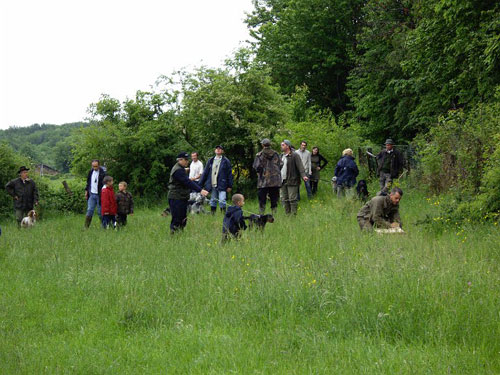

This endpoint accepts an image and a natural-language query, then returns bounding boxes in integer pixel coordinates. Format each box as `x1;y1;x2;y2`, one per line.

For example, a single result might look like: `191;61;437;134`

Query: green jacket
282;151;307;186
357;195;401;228
5;177;39;210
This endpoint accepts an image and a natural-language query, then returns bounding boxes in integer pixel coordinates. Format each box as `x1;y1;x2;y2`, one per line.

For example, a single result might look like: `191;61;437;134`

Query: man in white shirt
188;152;204;201
296;141;313;199
189;152;204;182
84;159;106;228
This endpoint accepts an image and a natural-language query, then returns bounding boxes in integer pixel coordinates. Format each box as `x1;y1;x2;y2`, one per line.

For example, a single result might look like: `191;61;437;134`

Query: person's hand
390;222;400;228
200;189;209;197
103;212;109;215
14;196;19;200
317;167;321;171
34;201;39;206
129;213;134;216
85;191;89;200
190;177;196;181
303;176;309;182
227;187;232;193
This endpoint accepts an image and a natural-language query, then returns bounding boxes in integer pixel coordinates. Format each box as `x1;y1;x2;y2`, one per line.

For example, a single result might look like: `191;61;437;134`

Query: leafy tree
246;0;364;113
71;91;186;197
177;52;288;180
0;143;29;216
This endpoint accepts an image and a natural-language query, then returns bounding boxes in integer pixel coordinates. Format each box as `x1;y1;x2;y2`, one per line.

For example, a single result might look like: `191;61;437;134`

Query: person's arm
5;180;15;198
390;209;402;227
307;153;312;175
295;153;307;179
172;168;202;192
371;199;391;228
319;154;328;169
236;210;247;231
253;154;262;174
101;189;109;215
353;160;359;178
226;159;233;190
129;194;134;214
199;161;210;188
33;181;39;205
334;160;341;177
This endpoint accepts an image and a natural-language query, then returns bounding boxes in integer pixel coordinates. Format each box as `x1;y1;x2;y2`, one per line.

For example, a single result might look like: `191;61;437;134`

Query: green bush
37;179;87;215
415;95;500;222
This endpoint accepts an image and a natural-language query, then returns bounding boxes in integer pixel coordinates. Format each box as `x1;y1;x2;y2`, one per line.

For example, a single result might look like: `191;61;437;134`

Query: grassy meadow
0;183;499;374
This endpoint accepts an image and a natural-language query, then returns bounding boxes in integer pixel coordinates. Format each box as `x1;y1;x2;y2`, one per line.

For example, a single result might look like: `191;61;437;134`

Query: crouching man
357;187;403;231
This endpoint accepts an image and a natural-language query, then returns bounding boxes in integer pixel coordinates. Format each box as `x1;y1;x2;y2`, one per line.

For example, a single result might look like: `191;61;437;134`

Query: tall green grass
0;184;498;374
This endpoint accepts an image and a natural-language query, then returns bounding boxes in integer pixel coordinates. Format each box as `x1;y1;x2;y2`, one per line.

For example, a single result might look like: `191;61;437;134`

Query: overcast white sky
0;0;254;129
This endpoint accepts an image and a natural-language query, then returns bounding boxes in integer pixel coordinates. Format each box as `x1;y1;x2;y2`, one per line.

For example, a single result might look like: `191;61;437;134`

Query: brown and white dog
21;210;37;228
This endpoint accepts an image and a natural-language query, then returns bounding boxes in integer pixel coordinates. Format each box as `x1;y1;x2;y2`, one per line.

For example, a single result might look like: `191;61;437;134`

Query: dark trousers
102;215;116;229
116;214;128;227
15;208;30;225
257;187;280;214
169;199;188;233
310;180;318;195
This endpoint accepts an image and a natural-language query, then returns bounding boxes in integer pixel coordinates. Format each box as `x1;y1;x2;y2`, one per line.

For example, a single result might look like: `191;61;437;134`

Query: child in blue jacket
222;194;247;242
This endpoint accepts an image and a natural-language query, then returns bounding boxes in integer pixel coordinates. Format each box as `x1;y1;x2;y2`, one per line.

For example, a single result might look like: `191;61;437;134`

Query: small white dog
21;210;37;228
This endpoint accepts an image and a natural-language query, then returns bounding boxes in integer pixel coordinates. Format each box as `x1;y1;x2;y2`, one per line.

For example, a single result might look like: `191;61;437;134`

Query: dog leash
209;196;262;217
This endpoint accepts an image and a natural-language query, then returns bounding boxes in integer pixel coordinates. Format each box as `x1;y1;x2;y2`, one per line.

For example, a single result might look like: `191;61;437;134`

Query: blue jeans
210;189;227;209
298;175;313;200
86;193;102;219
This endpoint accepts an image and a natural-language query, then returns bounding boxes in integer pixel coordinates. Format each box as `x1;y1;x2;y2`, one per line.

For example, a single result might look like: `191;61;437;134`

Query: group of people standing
2;138;405;237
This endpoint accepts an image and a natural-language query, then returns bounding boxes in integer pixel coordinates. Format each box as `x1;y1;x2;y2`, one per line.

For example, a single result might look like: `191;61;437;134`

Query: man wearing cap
84;159;107;228
253;138;283;215
280;140;308;215
168;152;209;233
5;166;39;226
199;145;234;214
376;139;404;193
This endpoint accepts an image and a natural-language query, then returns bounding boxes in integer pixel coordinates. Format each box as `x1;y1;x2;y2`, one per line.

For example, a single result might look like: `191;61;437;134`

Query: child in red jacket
101;176;117;229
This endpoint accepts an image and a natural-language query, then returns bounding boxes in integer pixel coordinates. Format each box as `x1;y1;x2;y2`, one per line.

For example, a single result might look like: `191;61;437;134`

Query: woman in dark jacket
310;147;328;195
334;148;359;198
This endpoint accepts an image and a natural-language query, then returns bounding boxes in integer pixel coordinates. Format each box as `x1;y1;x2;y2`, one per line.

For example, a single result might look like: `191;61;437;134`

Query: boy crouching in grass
101;176;117;229
222;194;247;242
116;181;134;227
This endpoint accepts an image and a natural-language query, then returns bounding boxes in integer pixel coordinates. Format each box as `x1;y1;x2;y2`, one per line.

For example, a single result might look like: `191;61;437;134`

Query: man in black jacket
376;139;404;193
84;159;106;228
5;166;39;226
168;152;209;233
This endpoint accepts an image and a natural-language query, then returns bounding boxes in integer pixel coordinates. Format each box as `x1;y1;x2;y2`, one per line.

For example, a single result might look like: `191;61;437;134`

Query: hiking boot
84;215;92;229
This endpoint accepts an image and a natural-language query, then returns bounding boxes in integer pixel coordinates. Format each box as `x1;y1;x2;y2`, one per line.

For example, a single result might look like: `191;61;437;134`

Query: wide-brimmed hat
18;166;30;174
385;138;394;145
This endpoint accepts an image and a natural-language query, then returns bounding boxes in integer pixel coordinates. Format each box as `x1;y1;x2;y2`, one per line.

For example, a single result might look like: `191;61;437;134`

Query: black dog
244;214;275;231
356;180;369;201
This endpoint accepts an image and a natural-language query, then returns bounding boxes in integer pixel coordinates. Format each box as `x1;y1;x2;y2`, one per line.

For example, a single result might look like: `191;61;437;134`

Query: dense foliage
0;122;86;172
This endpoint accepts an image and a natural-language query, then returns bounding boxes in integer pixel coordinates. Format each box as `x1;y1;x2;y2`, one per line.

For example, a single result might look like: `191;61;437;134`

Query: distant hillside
0;122;88;173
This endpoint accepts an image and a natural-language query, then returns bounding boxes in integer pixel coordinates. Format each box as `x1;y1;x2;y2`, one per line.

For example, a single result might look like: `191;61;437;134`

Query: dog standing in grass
21;210;37;228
